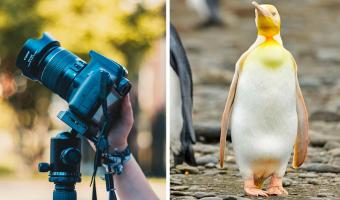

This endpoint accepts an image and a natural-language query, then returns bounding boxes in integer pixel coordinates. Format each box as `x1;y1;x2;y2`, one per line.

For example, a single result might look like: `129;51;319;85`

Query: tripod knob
38;162;50;172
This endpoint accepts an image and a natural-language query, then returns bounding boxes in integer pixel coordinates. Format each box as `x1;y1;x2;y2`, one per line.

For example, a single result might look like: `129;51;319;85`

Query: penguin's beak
252;1;271;17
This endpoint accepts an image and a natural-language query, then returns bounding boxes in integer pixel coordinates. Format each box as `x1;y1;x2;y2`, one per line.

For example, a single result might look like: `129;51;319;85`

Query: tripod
38;131;81;200
38;130;118;200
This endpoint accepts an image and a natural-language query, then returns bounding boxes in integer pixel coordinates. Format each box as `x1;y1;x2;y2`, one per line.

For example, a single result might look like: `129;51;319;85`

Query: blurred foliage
0;0;165;169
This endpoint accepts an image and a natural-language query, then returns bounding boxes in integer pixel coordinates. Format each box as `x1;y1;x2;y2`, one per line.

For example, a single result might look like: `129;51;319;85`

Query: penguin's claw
267;186;288;195
244;187;269;197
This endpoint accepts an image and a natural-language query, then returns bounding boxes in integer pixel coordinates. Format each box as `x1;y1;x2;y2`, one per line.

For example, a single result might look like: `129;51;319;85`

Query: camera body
16;33;131;136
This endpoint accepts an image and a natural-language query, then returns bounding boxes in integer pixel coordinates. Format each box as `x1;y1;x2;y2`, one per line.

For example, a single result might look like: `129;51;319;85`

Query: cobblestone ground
171;0;340;199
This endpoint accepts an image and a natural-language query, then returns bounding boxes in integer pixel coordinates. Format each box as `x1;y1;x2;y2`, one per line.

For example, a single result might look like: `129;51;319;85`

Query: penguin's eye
272;12;276;16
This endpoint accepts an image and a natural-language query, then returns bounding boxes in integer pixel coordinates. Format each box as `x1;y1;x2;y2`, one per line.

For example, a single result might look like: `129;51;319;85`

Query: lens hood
16;32;60;80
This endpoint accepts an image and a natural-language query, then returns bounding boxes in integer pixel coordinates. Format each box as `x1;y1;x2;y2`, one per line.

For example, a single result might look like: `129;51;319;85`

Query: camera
16;33;131;137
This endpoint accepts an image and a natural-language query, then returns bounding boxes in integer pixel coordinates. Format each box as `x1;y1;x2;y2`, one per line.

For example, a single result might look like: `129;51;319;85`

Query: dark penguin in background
187;0;223;28
170;24;196;166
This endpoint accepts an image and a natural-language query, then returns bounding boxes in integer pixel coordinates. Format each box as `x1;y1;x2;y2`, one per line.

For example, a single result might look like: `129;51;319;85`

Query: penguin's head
252;1;281;37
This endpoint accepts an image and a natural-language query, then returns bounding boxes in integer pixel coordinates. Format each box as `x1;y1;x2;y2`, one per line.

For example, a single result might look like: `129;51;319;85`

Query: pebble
321;173;337;177
204;170;219;176
309;131;340;147
299;173;319;178
172;186;190;191
193;192;216;198
200;197;222;200
324;141;340;150
310;156;328;163
176;165;200;174
310;111;340;122
283;178;293;187
205;162;216;169
196;155;218;165
171;178;183;185
317;192;335;197
302;163;340;173
329;148;340;157
173;196;197;200
308;179;321;185
218;195;251;200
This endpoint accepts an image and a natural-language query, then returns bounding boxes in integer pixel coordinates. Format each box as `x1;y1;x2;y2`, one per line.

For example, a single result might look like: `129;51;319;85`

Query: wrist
108;141;128;152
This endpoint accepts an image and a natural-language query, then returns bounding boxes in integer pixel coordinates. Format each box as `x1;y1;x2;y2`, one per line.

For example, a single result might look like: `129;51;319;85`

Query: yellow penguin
219;1;309;197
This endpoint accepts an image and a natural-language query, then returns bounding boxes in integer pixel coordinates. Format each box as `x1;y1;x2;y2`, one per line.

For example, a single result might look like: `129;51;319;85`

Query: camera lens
16;33;60;81
16;33;86;99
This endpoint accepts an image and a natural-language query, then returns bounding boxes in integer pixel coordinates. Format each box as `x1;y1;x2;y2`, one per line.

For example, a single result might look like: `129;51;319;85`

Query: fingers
121;94;134;127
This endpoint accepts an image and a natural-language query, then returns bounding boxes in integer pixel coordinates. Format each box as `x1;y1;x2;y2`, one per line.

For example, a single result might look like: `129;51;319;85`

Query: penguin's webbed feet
266;175;288;196
244;187;269;197
243;179;269;197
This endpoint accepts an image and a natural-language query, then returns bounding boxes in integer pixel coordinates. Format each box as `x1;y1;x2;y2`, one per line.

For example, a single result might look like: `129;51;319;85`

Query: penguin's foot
267;186;288;196
244;179;268;197
266;175;288;196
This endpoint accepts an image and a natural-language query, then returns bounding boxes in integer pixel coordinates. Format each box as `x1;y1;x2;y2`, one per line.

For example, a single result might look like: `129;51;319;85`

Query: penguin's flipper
219;52;249;168
292;61;309;168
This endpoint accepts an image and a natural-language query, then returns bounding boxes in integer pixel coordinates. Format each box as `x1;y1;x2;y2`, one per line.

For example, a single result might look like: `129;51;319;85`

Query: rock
218;195;251;200
310;156;328;163
316;48;340;63
189;185;201;191
283;178;293;187
171;178;183;185
172;186;190;191
308;179;321;185
200;197;222;200
302;163;340;173
193;143;219;154
317;192;335;197
176;165;200;174
197;155;218;165
329;148;340;157
205;162;216;168
226;156;236;164
194;123;223;141
310;111;340;122
309;130;340;147
204;170;219;176
173;196;197;200
195;67;233;85
298;173;319;178
300;77;322;89
193;192;216;198
324;141;340;150
321;173;337;177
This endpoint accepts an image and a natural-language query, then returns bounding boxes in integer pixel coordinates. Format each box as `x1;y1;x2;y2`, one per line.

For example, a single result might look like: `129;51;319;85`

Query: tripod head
38;131;81;200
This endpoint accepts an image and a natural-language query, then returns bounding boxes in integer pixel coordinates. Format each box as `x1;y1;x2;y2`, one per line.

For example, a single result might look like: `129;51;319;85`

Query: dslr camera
16;33;131;137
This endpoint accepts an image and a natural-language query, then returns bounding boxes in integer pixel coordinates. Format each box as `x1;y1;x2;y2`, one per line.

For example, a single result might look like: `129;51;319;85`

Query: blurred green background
0;0;165;199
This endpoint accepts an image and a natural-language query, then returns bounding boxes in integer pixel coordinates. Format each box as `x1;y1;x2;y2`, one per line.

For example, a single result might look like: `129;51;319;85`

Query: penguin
219;1;309;197
170;23;196;166
187;0;223;28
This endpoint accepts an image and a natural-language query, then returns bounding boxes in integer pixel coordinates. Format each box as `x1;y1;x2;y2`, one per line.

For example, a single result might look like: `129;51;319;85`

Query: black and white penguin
170;24;196;166
187;0;223;28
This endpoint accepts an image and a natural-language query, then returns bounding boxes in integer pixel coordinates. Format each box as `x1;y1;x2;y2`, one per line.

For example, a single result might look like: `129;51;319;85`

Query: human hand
107;94;134;152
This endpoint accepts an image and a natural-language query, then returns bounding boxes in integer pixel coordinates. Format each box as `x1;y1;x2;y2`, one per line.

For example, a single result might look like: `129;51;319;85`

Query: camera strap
90;72;116;200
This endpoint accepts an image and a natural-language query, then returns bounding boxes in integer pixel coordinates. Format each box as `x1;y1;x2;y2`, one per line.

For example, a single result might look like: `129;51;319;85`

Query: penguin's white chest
230;46;298;178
